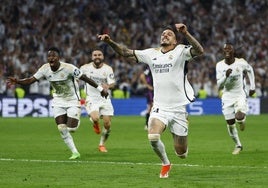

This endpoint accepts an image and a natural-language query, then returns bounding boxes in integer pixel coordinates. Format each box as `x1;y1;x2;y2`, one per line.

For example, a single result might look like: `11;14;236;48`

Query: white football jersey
216;58;255;100
33;61;83;107
80;62;115;99
134;44;194;109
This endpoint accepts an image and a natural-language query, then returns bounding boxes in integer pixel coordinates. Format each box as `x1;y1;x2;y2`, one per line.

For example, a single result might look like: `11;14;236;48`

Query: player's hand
101;89;109;99
175;23;187;34
101;83;109;90
225;69;232;77
6;77;17;87
98;34;111;43
249;89;256;97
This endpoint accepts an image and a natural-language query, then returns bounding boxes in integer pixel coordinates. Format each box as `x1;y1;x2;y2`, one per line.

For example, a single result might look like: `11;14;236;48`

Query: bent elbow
198;47;204;55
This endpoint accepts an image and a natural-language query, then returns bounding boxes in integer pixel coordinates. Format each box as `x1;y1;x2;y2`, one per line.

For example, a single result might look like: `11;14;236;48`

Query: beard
93;59;103;68
160;42;169;47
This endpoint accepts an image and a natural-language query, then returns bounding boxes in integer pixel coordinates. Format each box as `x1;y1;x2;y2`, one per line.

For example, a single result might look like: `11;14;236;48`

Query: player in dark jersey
140;66;153;130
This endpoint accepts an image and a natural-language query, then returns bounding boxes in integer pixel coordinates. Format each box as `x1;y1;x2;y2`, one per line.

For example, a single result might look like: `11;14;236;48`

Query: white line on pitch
0;158;266;169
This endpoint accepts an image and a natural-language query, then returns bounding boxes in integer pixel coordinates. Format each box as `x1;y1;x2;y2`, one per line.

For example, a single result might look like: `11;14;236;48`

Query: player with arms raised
98;23;204;178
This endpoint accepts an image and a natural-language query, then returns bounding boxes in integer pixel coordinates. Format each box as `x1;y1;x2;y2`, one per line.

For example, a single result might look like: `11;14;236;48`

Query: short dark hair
48;47;61;56
91;47;103;54
163;25;178;40
224;38;236;46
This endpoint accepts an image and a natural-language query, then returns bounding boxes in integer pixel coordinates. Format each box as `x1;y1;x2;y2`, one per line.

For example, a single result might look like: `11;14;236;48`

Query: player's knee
236;116;246;123
57;124;67;131
91;116;99;123
175;148;188;159
67;120;80;132
148;134;160;142
103;121;111;129
235;111;245;121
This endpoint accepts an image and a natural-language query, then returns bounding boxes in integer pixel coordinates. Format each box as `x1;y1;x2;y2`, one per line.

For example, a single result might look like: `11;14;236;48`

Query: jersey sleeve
107;67;116;85
241;59;255;90
182;45;193;60
216;62;227;89
134;49;153;64
33;64;46;80
72;65;83;79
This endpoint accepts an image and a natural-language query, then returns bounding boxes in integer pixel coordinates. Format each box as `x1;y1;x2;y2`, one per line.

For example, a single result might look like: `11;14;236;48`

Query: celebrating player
7;47;108;159
98;23;204;178
80;49;115;153
216;41;255;155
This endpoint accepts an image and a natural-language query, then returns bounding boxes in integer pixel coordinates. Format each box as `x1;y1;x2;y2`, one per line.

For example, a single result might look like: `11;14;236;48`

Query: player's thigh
53;106;68;124
149;109;168;134
222;101;235;120
66;106;81;127
85;101;100;114
169;112;189;136
100;101;114;116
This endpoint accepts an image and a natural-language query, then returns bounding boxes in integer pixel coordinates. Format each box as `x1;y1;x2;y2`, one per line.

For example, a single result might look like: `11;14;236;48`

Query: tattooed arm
175;23;204;57
98;34;136;61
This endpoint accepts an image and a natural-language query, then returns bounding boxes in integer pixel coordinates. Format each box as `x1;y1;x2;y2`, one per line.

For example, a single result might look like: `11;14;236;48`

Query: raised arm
98;34;137;60
175;23;204;57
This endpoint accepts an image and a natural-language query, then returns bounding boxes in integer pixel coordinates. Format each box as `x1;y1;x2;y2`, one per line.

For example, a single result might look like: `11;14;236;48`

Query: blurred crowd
0;0;267;98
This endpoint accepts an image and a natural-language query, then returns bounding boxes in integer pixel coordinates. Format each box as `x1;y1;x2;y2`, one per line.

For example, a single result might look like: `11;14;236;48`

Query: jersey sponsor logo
152;63;172;73
90;76;106;83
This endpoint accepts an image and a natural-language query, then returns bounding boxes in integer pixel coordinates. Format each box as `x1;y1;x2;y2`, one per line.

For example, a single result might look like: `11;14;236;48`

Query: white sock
99;128;110;146
59;124;78;153
227;124;242;147
150;140;170;165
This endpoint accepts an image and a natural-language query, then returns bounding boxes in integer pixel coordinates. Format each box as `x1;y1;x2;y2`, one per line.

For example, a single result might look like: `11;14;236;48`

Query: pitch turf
0;115;267;188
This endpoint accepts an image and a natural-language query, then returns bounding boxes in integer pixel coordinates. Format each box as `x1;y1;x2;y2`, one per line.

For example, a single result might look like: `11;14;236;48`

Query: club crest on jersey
169;55;173;60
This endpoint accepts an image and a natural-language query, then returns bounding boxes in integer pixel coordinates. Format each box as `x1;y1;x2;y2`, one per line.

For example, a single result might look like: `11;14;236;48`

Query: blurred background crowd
0;0;267;98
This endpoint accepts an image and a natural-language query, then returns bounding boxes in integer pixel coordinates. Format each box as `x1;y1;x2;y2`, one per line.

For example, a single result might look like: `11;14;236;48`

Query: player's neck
225;57;235;65
161;45;176;53
93;63;103;69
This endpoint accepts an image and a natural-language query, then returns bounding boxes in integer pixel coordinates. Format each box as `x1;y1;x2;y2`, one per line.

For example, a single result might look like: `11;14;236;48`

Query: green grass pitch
0;115;267;188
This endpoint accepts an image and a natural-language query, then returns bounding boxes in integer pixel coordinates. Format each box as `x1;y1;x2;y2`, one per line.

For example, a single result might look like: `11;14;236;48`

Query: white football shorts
85;97;114;116
52;106;81;120
222;97;248;120
149;105;189;136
